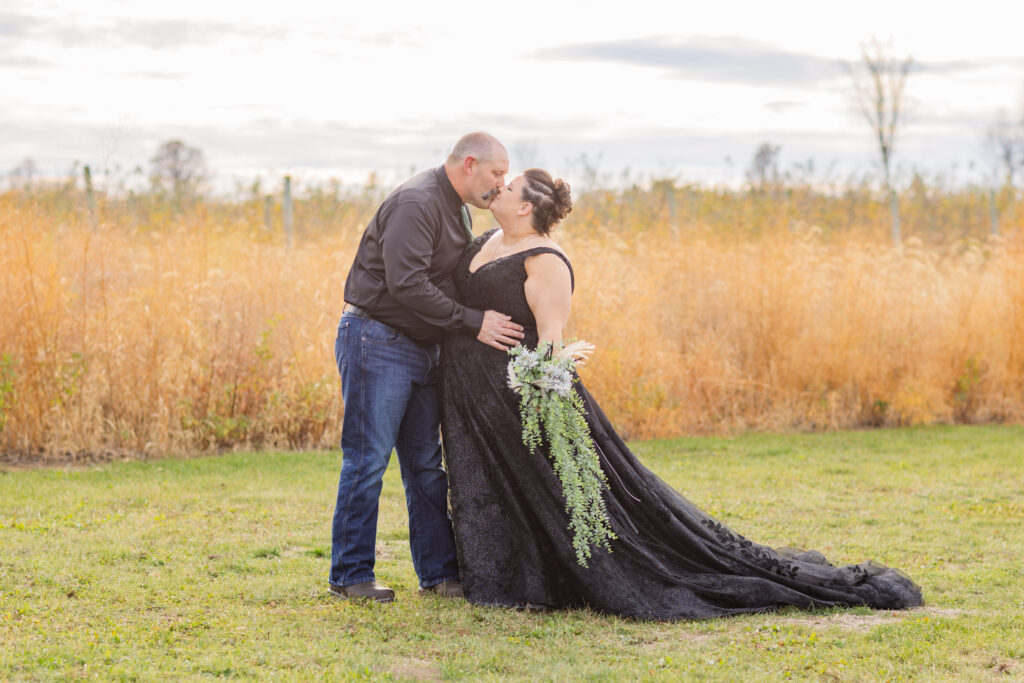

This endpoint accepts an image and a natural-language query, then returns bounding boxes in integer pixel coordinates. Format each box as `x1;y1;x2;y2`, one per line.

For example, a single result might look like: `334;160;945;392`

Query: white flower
507;339;592;398
507;362;523;390
554;340;595;365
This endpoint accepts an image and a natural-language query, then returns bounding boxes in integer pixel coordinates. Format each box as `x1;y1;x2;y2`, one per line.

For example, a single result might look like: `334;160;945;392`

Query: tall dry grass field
569;230;1024;437
0;197;359;458
2;187;1023;459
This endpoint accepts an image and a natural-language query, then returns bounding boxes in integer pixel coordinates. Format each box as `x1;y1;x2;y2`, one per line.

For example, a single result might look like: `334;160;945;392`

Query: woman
439;169;923;620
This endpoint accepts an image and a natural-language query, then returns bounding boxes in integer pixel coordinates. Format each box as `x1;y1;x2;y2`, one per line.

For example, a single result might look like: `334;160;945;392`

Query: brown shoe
329;581;395;603
419;580;464;598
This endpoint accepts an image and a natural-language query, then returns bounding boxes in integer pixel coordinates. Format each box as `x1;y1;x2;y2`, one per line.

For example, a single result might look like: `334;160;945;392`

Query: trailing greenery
507;341;615;566
1;426;1023;680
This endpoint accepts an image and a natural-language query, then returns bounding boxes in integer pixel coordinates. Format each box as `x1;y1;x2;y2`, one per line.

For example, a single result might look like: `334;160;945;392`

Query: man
329;132;524;602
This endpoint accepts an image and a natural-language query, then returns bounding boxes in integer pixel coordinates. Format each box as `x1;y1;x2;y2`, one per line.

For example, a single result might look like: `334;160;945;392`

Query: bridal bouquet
507;340;615;566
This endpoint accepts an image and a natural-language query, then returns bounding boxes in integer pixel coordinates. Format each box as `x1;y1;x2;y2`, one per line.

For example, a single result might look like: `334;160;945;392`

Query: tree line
6;39;1024;240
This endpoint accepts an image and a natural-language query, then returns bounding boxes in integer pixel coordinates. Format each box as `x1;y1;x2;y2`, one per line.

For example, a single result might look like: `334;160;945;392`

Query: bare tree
745;142;781;194
849;37;913;244
150;140;206;203
9;158;38;190
986;109;1022;188
984;109;1024;234
513;140;541;169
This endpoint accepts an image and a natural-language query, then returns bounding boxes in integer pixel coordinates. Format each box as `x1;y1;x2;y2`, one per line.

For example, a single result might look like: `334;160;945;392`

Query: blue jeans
329;312;459;589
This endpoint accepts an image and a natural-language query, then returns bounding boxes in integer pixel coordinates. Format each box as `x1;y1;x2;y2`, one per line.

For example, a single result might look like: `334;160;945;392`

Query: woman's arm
524;252;573;344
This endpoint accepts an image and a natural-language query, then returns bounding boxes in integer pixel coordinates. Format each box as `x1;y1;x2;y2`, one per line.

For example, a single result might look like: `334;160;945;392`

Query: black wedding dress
439;229;923;620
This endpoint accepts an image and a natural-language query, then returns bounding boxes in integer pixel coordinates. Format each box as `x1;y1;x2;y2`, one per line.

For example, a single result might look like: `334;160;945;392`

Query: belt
343;304;428;347
343;303;371;318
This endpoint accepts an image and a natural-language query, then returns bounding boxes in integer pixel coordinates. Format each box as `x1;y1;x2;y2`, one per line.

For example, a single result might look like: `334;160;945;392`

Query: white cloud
2;0;1023;190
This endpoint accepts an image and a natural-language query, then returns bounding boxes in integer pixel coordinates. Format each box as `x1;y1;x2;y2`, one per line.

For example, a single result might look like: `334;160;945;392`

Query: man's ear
463;156;477;175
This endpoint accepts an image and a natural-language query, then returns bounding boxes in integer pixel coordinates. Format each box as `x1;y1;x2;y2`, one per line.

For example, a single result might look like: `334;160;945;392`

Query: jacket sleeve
380;199;485;336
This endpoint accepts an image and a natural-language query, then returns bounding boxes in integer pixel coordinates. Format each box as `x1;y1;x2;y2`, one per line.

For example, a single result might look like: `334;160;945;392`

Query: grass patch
2;425;1022;680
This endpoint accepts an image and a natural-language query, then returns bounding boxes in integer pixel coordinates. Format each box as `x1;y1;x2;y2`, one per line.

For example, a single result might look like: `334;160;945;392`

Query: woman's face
490;174;527;222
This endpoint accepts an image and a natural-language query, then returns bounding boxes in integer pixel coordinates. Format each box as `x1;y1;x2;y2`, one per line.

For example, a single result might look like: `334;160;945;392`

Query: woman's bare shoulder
524;241;572;280
526;237;569;260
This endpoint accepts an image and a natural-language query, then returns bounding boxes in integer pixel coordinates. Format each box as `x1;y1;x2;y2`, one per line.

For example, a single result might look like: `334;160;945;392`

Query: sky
3;0;1024;193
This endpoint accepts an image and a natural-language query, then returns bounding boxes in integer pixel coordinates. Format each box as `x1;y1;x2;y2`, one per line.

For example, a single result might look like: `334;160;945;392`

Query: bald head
443;131;510;208
446;131;506;166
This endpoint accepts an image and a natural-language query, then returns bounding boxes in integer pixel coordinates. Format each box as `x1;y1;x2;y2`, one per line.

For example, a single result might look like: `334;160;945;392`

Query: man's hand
477;310;524;350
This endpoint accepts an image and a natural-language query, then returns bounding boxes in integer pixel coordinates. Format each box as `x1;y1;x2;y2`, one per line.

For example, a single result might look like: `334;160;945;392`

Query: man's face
465;150;509;209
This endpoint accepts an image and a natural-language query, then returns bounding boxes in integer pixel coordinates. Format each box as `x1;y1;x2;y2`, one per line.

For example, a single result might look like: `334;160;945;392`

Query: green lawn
2;426;1022;681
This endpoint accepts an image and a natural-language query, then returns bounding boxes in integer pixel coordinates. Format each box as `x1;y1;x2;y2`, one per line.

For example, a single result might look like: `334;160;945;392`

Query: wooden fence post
283;175;294;248
666;185;677;237
889;190;901;246
83;165;97;229
263;195;274;232
989;189;999;237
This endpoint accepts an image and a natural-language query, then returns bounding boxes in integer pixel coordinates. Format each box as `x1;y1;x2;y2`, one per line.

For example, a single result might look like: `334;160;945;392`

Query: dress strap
520;247;575;293
470;227;500;253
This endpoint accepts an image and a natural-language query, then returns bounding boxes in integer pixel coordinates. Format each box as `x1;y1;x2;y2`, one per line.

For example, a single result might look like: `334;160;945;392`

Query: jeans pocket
362;318;402;344
335;321;350;375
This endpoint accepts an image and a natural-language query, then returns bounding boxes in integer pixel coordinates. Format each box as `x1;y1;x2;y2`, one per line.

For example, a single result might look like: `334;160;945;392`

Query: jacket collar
434;166;464;212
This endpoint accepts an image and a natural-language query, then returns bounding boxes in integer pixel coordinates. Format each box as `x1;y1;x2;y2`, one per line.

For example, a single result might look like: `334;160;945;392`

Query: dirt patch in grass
769;606;967;632
638;628;717;650
389;658;442;681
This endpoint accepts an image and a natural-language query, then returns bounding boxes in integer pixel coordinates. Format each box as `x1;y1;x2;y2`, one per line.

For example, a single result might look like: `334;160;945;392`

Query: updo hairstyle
521;168;572;235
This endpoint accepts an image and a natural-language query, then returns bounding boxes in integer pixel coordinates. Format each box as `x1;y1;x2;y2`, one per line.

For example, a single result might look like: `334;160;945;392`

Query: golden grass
0;199;356;457
1;187;1022;458
569;230;1024;438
